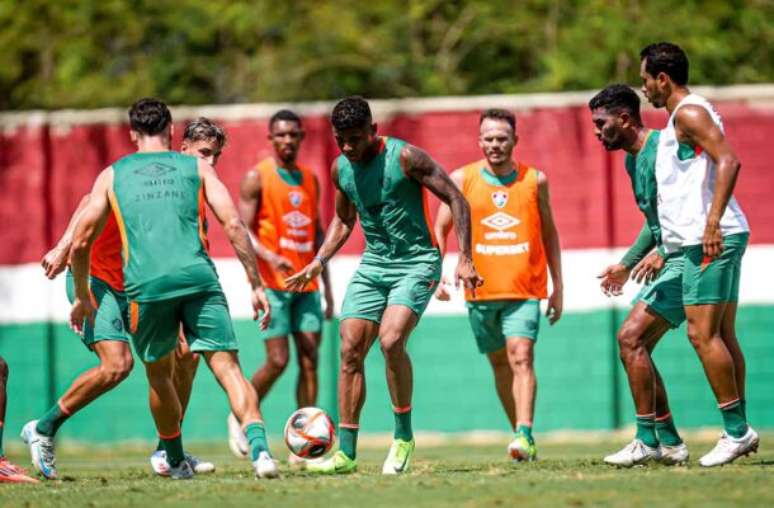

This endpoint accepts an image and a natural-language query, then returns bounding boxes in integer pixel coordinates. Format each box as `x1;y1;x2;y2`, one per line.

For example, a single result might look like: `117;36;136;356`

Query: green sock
741;399;747;421
161;434;185;467
516;424;534;445
720;400;748;439
655;415;683;446
635;414;659;448
339;426;359;460
394;409;413;441
36;402;70;437
245;422;269;461
156;440;164;452
0;423;4;457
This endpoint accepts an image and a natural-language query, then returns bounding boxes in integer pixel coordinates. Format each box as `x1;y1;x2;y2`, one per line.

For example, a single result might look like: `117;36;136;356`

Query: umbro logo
283;210;311;228
135;163;176;177
481;212;520;231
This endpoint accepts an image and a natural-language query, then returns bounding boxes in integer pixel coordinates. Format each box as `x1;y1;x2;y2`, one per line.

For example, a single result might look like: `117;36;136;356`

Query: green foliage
1;0;772;109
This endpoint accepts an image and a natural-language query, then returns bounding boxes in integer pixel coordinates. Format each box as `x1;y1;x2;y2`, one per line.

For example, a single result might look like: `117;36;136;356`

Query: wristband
314;255;328;267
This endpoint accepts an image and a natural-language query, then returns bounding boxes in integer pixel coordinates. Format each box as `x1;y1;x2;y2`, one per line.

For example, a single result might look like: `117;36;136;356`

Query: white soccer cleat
227;412;249;458
699;427;759;467
150;450;170;476
20;420;58;480
603;439;661;467
382;439;415;475
186;453;215;474
658;443;690;465
168;459;195;480
253;451;280;479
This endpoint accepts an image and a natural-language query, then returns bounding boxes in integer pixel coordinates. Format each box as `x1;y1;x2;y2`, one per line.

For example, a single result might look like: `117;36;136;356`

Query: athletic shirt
90;213;124;291
109;151;221;302
625;130;663;246
336;137;440;265
461;161;547;302
254;157;319;292
655;93;749;253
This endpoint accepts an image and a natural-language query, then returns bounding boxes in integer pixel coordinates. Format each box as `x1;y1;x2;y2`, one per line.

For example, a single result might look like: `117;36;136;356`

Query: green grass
2;436;773;508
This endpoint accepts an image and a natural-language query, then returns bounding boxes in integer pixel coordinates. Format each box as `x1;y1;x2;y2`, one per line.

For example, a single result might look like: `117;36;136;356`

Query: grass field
2;434;773;508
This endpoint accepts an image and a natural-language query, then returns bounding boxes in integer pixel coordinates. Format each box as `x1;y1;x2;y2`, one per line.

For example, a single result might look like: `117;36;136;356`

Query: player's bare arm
200;159;270;327
536;171;563;324
42;193;91;279
675;105;742;258
432;169;464;301
69;169;113;333
400;145;483;293
238;167;293;273
286;161;356;291
314;174;335;319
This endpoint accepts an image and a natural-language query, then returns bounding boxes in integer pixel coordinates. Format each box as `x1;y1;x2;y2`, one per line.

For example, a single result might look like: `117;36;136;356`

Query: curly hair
331;96;372;130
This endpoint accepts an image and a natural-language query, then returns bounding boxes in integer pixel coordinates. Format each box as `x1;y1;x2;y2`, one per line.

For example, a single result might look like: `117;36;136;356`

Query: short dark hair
331;96;372;130
128;98;172;136
269;109;302;131
588;84;641;122
640;42;689;86
183;117;226;149
480;108;516;131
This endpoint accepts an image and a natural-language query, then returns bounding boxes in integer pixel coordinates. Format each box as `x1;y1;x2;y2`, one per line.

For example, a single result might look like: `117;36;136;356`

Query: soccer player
0;356;38;483
58;98;276;480
434;109;563;462
285;96;482;475
29;118;227;480
229;110;334;462
639;42;755;466
589;84;689;466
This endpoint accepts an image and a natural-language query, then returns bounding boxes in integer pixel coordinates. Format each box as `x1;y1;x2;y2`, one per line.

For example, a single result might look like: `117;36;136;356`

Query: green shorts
466;299;541;354
66;270;129;350
259;289;323;339
129;290;238;363
340;259;441;323
682;232;748;305
633;253;686;328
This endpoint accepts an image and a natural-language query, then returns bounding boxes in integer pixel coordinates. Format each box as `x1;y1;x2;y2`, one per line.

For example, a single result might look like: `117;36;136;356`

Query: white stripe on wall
1;245;773;324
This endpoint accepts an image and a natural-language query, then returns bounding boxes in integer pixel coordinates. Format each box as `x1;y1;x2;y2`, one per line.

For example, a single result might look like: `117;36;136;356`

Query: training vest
655;93;749;253
109;151;221;302
254;158;319;291
462;161;547;302
336;137;440;265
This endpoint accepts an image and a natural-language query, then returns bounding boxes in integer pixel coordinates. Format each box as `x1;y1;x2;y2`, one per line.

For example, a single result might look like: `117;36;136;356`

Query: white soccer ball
283;407;336;459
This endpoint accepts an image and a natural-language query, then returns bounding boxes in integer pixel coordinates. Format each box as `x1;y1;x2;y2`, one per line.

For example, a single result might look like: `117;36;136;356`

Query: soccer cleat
253;451;280;479
0;457;39;484
699;427;759;467
20;420;58;480
151;450;216;476
167;459;195;480
307;450;357;475
227;413;249;458
508;434;537;462
382;438;415;475
603;439;661;467
658;443;690;465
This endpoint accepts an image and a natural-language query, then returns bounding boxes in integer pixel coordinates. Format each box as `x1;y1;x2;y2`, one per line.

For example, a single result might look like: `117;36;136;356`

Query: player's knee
507;345;533;372
616;324;643;360
379;334;405;361
267;348;290;373
686;323;711;350
298;350;319;372
339;340;365;374
101;355;133;385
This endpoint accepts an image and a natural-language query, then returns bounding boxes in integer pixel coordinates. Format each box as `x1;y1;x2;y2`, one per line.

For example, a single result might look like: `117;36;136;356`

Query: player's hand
546;288;563;325
702;220;723;259
284;259;324;292
455;256;484;297
597;263;630;297
251;286;272;330
631;251;665;284
70;296;96;335
41;244;70;279
323;287;335;320
434;276;452;301
269;253;294;275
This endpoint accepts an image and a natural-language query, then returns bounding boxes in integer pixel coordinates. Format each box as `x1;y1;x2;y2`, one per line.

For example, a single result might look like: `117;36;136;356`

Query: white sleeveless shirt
655;93;749;253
